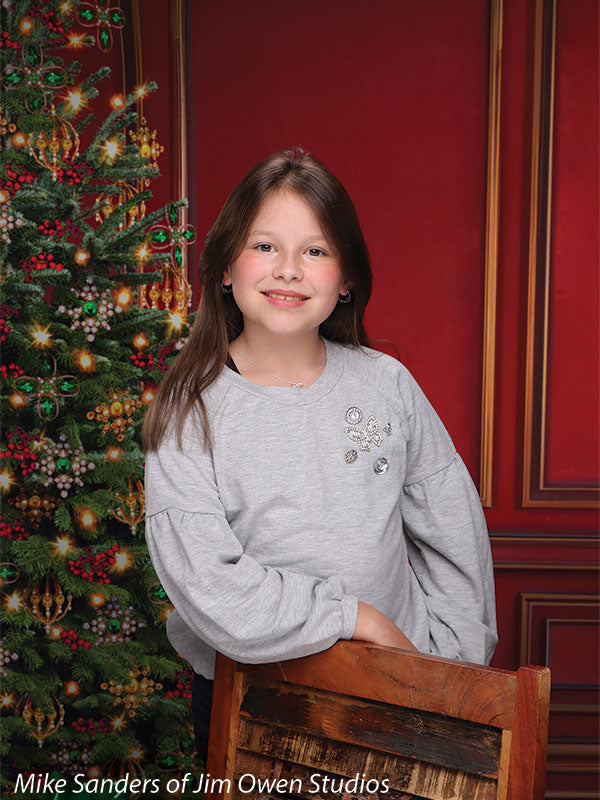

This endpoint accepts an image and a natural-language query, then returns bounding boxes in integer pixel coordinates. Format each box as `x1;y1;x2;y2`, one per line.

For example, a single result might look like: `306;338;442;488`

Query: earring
338;289;351;303
221;280;233;294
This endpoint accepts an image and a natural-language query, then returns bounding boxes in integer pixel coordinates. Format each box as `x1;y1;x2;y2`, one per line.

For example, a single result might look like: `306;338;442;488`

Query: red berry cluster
55;160;94;185
130;351;168;372
0;31;21;50
0;304;20;343
165;668;193;700
60;628;92;651
68;545;120;584
20;252;65;282
27;2;68;45
1;428;39;476
1;165;36;197
38;218;65;237
71;717;110;734
0;516;30;540
0;363;25;379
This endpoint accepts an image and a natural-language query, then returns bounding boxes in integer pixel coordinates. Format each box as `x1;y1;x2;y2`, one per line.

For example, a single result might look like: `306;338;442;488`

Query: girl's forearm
351;601;418;651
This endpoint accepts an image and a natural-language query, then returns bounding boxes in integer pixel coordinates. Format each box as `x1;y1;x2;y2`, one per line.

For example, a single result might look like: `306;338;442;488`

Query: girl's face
223;190;351;341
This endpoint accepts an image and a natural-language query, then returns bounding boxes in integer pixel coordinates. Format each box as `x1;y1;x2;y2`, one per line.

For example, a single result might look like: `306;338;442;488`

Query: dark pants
192;672;214;766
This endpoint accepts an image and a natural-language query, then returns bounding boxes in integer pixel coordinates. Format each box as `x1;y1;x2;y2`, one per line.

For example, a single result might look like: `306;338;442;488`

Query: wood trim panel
480;0;503;508
522;0;600;508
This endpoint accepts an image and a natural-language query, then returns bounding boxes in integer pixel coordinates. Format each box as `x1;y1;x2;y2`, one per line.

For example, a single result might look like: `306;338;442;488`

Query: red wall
130;1;599;794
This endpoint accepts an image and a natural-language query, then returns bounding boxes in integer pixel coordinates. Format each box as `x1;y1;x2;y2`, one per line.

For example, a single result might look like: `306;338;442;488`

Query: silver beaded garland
38;433;95;498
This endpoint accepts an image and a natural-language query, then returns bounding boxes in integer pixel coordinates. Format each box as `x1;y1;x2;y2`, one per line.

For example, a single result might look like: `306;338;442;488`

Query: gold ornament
129;117;163;180
0;104;16;137
26;574;72;634
95;182;146;231
101;667;161;717
18;695;65;747
28;105;80;181
86;388;142;441
110;480;145;535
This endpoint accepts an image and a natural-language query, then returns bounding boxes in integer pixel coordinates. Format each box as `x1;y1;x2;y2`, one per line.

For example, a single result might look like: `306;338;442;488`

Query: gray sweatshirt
144;337;497;679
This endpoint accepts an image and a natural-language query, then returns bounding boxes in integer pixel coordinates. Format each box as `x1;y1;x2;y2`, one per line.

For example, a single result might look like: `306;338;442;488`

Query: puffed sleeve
396;368;498;665
143;412;358;665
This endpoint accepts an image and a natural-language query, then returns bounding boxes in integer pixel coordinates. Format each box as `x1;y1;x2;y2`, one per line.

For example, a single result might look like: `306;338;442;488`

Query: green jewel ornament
107;618;121;633
75;1;126;53
82;300;98;317
70;749;81;762
156;753;178;771
148;584;168;603
0;45;67;112
0;563;19;585
13;355;79;421
55;457;71;474
148;203;196;273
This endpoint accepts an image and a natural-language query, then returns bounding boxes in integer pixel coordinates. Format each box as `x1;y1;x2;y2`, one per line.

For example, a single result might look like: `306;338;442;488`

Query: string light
67;32;86;49
115;286;132;308
74;248;90;266
77;508;97;530
90;593;105;608
166;311;186;336
11;132;27;148
113;549;132;572
64;88;86;114
110;94;125;110
135;243;149;262
64;681;80;696
134;84;148;99
110;714;126;732
141;385;155;405
51;536;75;558
0;470;15;493
18;16;34;35
100;137;121;163
49;625;63;640
106;446;122;462
30;324;52;348
59;1;72;14
0;693;16;709
133;333;148;350
74;350;96;372
4;591;23;613
9;393;26;409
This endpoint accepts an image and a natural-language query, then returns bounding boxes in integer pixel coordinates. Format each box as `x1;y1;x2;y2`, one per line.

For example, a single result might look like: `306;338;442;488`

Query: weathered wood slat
233;739;498;800
238;681;502;777
238;644;517;729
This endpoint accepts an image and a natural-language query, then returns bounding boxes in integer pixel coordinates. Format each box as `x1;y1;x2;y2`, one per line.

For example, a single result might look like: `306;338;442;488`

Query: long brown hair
142;147;373;453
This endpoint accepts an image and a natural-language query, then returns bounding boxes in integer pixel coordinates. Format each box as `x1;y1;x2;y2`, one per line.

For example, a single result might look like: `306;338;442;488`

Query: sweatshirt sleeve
395;368;498;666
143;412;358;665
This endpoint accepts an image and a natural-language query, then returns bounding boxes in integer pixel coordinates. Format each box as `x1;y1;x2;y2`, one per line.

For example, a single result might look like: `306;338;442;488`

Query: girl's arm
144;413;358;666
352;601;418;651
395;365;498;665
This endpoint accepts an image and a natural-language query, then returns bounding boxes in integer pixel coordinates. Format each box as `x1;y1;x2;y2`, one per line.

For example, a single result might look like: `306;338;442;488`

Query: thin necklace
229;339;327;388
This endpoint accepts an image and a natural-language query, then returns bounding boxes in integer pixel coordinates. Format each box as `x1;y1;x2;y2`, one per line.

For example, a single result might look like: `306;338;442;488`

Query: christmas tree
1;2;201;796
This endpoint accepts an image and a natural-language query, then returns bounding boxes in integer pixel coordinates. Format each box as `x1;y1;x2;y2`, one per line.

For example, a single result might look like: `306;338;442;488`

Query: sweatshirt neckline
221;337;344;405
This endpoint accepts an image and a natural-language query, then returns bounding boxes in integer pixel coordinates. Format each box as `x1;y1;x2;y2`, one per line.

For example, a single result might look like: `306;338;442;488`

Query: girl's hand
351;601;418;652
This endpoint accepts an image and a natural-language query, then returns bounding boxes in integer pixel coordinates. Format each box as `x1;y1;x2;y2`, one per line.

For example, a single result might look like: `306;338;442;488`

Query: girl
142;147;497;764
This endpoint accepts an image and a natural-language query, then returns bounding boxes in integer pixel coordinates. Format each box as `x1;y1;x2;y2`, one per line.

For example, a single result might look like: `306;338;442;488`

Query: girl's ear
222;267;231;285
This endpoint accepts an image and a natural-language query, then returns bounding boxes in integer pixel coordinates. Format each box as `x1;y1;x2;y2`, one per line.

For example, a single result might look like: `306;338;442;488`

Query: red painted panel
186;0;488;480
546;0;600;486
547;621;599;685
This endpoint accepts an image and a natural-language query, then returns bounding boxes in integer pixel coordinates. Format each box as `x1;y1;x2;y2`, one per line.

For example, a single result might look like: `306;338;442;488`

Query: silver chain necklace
229;339;327;388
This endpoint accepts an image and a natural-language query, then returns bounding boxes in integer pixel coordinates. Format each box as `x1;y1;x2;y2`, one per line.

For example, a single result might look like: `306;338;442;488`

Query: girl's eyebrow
249;229;328;242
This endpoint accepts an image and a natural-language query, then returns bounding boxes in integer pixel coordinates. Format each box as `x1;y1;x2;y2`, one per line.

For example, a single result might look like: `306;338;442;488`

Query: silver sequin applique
345;416;383;452
345;449;358;464
373;457;389;474
345;406;363;425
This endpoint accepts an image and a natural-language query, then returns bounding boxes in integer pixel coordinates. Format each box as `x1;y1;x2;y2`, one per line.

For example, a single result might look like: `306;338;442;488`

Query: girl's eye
307;247;326;257
256;244;273;253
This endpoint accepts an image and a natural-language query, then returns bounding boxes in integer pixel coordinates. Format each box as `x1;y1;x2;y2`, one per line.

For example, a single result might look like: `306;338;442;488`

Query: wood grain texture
507;665;551;800
233;742;498;800
239;681;502;775
238;642;517;728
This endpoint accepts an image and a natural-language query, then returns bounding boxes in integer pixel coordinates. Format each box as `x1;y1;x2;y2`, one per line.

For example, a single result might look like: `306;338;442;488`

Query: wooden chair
205;642;550;800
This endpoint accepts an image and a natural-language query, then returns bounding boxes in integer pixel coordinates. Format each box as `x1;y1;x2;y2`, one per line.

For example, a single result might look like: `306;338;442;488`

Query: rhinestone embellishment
345;449;358;464
345;406;362;425
373;457;389;474
345;416;383;452
384;422;392;436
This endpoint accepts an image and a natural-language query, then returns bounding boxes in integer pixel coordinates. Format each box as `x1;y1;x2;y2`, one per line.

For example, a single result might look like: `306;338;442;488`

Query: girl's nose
273;251;303;281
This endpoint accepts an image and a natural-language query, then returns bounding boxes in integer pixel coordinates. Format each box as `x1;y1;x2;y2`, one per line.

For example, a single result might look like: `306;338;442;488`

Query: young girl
142;147;497;764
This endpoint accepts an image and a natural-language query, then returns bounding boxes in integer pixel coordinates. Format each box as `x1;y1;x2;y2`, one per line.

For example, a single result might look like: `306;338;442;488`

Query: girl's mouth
262;292;309;302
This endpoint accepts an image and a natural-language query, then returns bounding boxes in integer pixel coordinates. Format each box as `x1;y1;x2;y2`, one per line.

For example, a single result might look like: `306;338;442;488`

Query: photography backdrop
84;0;599;795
